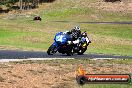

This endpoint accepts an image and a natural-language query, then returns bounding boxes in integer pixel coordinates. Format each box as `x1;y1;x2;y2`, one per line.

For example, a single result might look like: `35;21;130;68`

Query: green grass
42;7;132;22
0;0;132;55
43;8;95;19
82;24;132;39
88;44;132;56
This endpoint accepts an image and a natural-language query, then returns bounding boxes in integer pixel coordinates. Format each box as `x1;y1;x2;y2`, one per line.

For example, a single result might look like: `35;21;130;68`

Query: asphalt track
51;21;132;24
0;50;131;59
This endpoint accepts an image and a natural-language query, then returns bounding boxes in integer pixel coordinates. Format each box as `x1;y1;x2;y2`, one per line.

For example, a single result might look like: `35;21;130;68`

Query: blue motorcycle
47;32;73;56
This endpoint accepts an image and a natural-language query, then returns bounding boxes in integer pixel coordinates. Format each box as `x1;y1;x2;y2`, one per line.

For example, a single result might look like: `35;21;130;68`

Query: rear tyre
77;47;87;55
47;45;56;55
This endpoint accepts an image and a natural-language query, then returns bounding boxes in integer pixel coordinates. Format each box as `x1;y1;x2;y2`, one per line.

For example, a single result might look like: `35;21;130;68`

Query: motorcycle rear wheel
77;47;87;55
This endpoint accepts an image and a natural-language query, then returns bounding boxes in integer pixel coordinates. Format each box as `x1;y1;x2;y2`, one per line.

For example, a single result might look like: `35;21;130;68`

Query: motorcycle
47;32;73;56
73;31;91;55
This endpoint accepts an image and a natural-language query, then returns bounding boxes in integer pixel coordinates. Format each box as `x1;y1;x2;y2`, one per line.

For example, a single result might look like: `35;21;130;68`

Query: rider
65;26;81;44
71;26;81;40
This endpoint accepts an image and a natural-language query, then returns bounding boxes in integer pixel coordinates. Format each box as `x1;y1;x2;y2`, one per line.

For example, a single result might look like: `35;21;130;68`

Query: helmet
74;26;80;31
71;26;80;33
71;26;81;39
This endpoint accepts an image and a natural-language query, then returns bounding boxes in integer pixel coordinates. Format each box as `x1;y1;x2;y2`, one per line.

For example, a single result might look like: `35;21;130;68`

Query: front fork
52;42;61;53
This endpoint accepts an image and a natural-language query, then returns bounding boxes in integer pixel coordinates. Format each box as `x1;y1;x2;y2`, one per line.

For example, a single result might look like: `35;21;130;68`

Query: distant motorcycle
73;31;91;55
47;32;73;56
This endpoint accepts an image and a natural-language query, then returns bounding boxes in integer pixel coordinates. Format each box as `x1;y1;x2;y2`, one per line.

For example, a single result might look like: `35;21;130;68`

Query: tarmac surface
51;21;132;24
0;50;131;59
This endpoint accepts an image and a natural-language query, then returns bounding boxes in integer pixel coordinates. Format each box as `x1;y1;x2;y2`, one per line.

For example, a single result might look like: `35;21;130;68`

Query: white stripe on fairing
0;58;74;62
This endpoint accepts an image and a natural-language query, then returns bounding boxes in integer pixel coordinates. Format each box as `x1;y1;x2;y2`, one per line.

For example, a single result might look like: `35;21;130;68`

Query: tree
19;0;22;10
0;0;56;13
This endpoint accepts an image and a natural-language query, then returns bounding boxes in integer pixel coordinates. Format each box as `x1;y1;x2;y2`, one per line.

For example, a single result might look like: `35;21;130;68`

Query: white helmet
74;26;80;31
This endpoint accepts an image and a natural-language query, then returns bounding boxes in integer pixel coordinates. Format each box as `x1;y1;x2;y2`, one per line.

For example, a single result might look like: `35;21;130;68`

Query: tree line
0;0;55;12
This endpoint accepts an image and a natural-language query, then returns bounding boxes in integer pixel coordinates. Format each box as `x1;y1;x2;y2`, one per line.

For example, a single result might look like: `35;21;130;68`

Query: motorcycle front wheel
47;45;57;55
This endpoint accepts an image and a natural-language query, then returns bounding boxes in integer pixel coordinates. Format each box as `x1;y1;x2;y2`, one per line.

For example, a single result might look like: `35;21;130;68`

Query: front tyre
47;45;56;55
